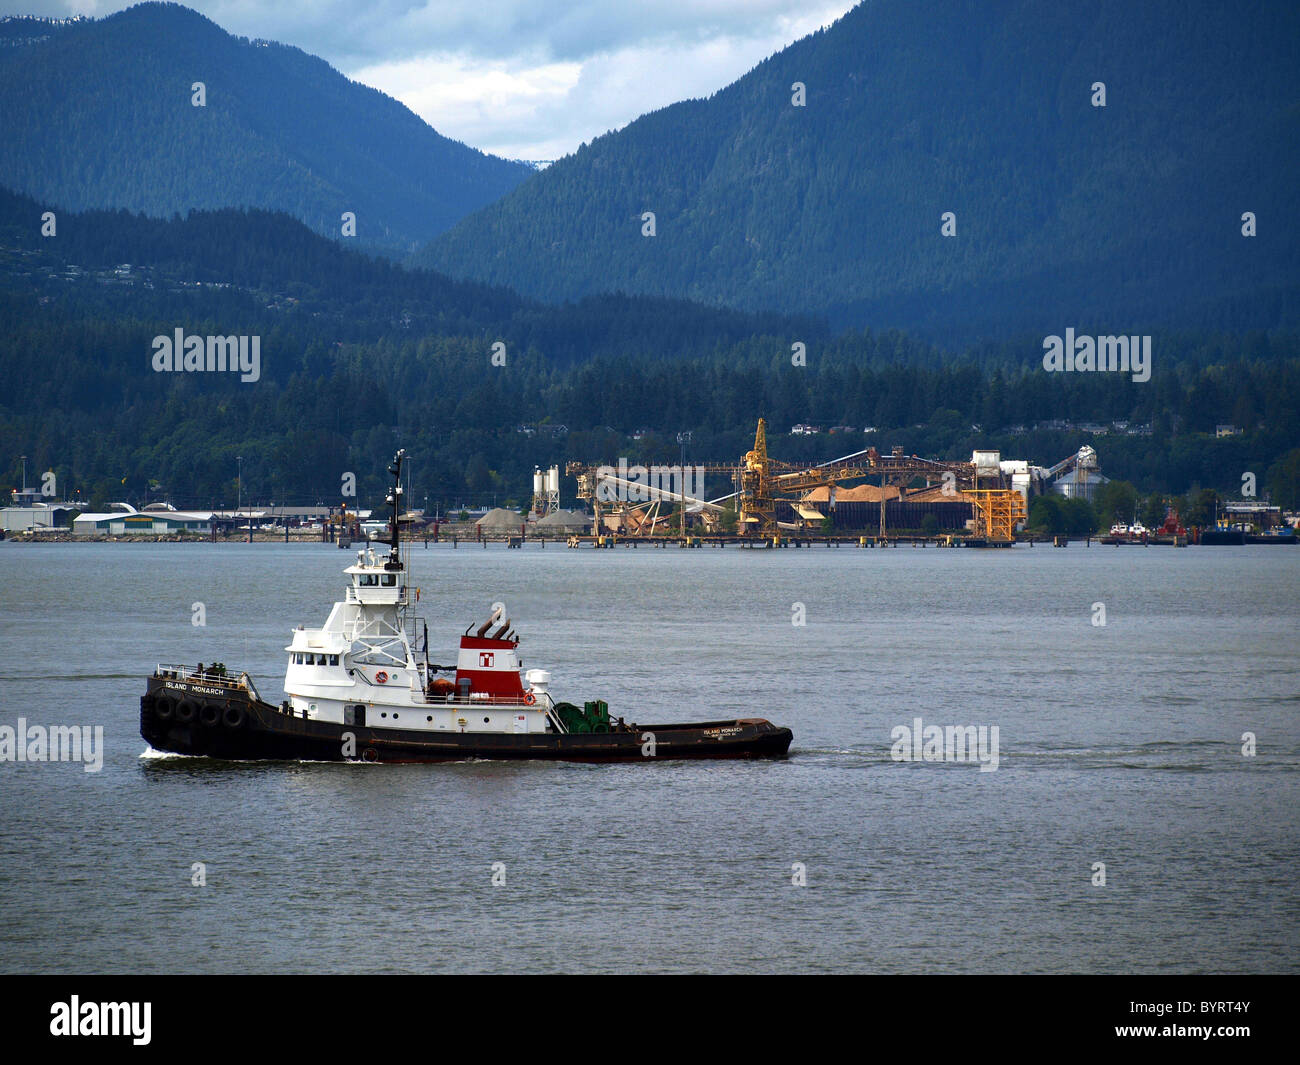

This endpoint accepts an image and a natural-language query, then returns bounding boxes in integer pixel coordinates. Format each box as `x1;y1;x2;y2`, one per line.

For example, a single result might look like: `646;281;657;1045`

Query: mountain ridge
0;3;534;253
416;0;1300;343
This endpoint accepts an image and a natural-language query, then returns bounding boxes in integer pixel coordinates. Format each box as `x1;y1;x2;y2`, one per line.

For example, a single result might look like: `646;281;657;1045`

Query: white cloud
351;5;852;159
350;55;583;161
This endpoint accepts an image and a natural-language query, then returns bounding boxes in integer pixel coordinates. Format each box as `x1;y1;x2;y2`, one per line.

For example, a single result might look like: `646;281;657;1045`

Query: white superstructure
282;452;557;736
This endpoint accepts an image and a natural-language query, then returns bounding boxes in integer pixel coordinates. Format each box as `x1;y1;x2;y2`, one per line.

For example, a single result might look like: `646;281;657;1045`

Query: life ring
175;699;197;723
361;748;379;763
199;704;221;727
523;692;536;706
375;671;388;684
154;695;175;720
223;705;245;729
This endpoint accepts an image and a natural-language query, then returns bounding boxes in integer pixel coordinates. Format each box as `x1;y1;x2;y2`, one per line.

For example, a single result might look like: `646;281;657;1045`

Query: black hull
1199;531;1296;545
1200;530;1246;545
141;677;792;763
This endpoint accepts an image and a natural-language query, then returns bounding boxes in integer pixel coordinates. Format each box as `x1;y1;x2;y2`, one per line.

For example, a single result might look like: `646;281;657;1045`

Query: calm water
0;540;1296;973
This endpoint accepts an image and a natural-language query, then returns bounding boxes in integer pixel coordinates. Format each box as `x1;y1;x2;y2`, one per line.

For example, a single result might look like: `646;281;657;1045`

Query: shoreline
2;531;1287;548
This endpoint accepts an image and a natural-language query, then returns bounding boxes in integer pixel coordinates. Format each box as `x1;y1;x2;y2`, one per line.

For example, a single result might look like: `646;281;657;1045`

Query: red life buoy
375;671;388;684
523;691;536;706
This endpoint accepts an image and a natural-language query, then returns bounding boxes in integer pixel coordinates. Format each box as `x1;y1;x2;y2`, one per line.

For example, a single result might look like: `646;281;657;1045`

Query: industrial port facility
557;419;1108;546
10;418;1282;548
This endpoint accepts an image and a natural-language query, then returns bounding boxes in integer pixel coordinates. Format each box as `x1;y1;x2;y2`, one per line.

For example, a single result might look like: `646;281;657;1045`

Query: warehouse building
0;501;79;532
73;504;212;536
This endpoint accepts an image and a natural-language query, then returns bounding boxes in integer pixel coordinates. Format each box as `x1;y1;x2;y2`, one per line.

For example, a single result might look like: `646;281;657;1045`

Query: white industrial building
72;503;212;537
1051;467;1110;501
0;501;79;532
0;484;80;532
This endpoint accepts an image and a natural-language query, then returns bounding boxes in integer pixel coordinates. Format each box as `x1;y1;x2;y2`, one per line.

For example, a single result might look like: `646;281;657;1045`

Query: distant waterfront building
1221;502;1283;529
73;504;212;536
260;506;335;524
0;500;79;532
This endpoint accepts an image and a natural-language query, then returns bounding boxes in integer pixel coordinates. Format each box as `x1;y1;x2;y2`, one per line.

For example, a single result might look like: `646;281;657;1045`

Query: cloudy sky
8;1;856;160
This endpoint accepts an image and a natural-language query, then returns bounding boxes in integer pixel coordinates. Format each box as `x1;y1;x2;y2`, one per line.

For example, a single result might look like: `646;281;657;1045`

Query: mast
386;449;405;570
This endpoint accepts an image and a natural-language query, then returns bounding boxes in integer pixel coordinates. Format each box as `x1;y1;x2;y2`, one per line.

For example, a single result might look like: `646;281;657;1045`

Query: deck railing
419;690;551;708
155;664;261;702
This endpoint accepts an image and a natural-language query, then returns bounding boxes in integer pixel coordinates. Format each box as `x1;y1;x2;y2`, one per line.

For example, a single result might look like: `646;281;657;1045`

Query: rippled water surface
0;540;1296;973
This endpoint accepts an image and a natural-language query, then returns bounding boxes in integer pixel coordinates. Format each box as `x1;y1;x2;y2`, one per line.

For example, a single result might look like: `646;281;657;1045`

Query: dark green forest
420;0;1300;345
0;4;532;254
2;190;1296;516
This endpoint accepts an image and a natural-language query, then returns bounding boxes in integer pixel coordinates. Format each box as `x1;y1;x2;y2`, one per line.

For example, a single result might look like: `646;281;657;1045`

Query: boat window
329;654;339;666
360;574;377;586
381;574;396;586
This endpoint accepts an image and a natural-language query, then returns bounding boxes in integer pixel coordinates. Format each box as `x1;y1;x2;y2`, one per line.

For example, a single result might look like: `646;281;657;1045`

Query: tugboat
140;451;792;763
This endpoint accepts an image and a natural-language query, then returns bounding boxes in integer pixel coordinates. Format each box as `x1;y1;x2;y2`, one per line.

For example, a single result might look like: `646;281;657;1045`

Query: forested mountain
0;3;533;253
0;186;813;361
418;0;1300;344
2;188;1296;513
